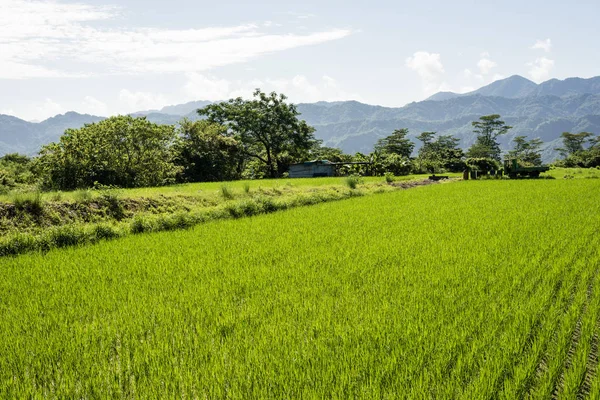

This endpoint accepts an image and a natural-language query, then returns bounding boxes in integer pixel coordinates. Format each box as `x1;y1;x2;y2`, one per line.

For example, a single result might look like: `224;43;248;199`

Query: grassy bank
0;175;447;257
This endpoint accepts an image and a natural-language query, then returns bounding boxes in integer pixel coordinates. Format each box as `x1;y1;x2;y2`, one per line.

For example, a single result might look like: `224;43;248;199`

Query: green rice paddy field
1;179;599;398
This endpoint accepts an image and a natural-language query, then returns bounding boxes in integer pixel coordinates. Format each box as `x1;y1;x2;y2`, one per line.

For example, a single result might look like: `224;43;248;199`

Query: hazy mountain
0;112;103;156
426;75;600;101
2;76;600;162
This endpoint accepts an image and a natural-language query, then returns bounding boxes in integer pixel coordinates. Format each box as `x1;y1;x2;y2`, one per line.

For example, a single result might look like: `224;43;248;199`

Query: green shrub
50;192;63;202
345;175;363;189
131;215;154;234
243;183;251;194
384;172;395;183
11;191;45;215
93;224;121;240
220;185;234;200
99;190;125;220
48;226;85;248
74;189;93;203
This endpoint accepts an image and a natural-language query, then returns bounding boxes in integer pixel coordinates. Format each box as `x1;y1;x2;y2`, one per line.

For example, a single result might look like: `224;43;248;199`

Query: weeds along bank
0;179;599;397
0;175;445;257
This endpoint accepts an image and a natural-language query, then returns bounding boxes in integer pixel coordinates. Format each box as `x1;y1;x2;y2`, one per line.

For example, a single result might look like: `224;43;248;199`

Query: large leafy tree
554;131;600;168
417;132;465;172
38;115;178;190
374;128;415;158
508;136;544;166
555;131;594;158
173;119;242;182
467;114;512;161
198;89;318;178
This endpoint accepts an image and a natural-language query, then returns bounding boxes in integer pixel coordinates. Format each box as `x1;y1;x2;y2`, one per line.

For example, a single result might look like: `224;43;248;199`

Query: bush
384;172;395;183
130;215;154;234
74;189;93;203
99;190;125;220
11;192;45;216
345;175;363;189
93;224;121;240
220;185;234;200
466;157;500;173
48;226;85;248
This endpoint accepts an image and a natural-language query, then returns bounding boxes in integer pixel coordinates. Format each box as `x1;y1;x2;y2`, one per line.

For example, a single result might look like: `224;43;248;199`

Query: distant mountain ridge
1;75;600;162
427;75;600;101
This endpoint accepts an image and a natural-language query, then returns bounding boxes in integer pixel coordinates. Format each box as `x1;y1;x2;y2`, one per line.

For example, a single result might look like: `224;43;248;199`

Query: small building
289;160;336;178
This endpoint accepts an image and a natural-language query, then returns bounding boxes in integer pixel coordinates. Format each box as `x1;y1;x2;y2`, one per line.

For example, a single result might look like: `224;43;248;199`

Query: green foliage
220;184;235;200
11;191;44;215
374;128;415;158
345;175;363;189
466;157;500;172
0;153;37;190
381;153;413;176
309;145;351;163
508;135;544;166
416;132;465;173
467;114;512;161
384;172;395;183
554;132;600;168
199;89;318;178
173;119;242;182
38;115;179;190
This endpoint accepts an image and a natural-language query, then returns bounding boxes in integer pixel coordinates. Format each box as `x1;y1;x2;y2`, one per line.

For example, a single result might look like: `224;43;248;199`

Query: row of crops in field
0;179;599;397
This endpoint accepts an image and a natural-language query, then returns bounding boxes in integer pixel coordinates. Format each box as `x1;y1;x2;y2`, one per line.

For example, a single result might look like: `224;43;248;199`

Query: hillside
1;75;600;162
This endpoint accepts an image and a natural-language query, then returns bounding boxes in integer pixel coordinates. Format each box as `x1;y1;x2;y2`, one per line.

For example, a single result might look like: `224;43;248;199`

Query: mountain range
2;75;600;162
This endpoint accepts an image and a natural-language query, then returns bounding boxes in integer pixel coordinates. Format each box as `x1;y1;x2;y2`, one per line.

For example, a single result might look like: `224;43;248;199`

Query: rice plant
0;179;599;398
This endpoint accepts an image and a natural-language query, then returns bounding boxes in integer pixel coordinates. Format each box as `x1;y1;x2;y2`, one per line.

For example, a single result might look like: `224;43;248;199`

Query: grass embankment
0;174;448;257
0;179;598;397
541;166;600;179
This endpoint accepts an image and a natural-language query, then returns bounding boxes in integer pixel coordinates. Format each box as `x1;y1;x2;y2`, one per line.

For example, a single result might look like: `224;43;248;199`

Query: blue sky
1;0;599;120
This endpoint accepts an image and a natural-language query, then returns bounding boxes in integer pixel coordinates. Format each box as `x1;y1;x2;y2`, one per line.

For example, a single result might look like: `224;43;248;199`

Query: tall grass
10;191;44;215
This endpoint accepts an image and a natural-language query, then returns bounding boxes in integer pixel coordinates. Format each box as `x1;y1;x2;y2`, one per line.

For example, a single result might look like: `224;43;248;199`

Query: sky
1;0;599;121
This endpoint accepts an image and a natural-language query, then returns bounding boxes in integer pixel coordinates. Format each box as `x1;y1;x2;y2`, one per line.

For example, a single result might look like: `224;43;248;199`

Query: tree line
1;89;599;192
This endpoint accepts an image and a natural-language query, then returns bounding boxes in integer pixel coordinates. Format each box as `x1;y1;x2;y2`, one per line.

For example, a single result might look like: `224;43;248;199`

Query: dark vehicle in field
503;158;550;178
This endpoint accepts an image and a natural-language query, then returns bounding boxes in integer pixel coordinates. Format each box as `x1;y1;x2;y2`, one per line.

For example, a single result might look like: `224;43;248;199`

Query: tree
38;115;178;190
0;153;36;187
173;119;242;182
554;132;600;168
508;136;544;166
374;128;415;158
416;132;465;173
555;132;594;158
309;145;351;163
198;89;318;178
467;114;512;161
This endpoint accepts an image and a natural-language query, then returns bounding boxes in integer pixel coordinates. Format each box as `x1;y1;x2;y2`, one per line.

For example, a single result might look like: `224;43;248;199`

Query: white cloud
0;108;15;115
80;96;108;116
477;57;497;75
33;98;63;121
184;73;232;100
118;90;168;113
182;74;361;103
531;39;552;53
0;0;352;79
527;57;554;82
492;73;505;82
405;51;445;95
